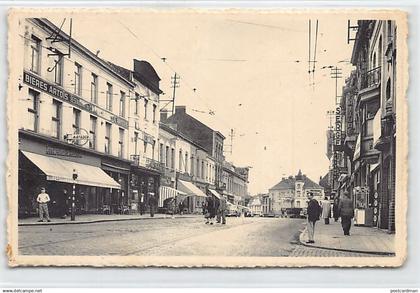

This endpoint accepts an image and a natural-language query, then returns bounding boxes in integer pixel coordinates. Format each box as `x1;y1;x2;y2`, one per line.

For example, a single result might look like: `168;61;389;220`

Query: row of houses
325;20;397;233
16;18;249;217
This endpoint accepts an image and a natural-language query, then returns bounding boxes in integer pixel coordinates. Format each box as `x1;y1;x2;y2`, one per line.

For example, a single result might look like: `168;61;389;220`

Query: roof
269;172;324;191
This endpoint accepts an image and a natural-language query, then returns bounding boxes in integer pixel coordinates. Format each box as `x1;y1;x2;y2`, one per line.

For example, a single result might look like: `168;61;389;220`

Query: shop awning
158;186;186;207
208;189;222;199
22;151;121;189
177;180;207;197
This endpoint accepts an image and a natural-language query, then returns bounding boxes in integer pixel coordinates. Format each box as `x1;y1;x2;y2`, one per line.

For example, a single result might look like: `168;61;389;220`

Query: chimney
160;112;168;122
175;105;186;114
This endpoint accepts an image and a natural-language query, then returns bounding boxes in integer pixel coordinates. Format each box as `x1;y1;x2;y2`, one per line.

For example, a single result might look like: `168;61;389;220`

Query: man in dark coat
148;194;157;217
205;196;216;225
338;191;354;236
306;192;321;243
333;196;340;222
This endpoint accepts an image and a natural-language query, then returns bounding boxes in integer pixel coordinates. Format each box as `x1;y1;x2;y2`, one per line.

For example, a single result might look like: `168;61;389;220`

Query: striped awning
158;186;185;207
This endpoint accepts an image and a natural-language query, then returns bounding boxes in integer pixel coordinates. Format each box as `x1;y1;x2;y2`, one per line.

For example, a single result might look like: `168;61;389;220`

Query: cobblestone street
18;216;392;257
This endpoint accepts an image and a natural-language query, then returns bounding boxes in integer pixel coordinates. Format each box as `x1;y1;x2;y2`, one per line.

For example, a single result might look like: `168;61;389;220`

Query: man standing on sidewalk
321;196;332;224
36;187;51;222
306;192;321;243
338;191;354;236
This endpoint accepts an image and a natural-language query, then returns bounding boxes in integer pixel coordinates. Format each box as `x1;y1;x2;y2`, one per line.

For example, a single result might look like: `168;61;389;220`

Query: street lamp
71;169;78;221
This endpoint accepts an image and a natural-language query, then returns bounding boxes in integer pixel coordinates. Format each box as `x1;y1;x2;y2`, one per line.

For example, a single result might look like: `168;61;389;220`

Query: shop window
118;128;124;158
74;63;82;96
30;35;41;74
105;123;112;154
119;91;125;117
106;83;113;111
91;73;98;104
89;116;97;150
51;99;62;139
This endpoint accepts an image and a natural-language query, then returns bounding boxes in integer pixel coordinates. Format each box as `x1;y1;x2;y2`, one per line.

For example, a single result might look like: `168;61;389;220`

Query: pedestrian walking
321;196;332;224
306;192;321;243
338;191;354;236
61;189;69;219
36;187;51;222
218;196;227;225
204;196;216;225
139;193;145;215
148;194;157;217
333;196;340;222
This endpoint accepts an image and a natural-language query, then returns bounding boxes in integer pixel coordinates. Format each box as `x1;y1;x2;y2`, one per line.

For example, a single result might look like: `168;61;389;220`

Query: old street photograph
9;11;404;261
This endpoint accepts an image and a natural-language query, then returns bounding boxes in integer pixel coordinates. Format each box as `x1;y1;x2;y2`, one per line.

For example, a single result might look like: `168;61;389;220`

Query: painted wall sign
23;71;128;129
45;146;82;158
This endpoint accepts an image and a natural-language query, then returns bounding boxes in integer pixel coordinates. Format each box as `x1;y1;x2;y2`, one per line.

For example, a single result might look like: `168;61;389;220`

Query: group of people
203;195;228;225
306;191;355;243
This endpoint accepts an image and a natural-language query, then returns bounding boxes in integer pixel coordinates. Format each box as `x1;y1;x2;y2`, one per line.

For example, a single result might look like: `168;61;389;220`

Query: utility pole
330;67;342;105
170;73;180;116
160;72;180;116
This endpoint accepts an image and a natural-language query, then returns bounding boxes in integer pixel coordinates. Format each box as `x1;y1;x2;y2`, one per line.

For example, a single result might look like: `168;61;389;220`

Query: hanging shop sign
64;128;90;146
353;133;361;161
23;71;128;129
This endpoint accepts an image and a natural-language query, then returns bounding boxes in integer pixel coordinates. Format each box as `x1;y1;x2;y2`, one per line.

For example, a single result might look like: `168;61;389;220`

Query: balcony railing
361;66;381;90
130;154;165;173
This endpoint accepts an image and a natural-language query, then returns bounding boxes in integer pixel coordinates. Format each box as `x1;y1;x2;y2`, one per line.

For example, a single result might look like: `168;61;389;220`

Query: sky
49;11;356;195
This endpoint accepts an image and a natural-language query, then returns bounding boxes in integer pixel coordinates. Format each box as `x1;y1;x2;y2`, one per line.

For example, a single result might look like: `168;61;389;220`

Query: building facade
222;161;249;205
268;170;324;215
329;20;397;233
17;18;161;217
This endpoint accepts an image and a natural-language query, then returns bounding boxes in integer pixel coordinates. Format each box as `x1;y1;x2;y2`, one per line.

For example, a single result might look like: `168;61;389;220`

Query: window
134;94;139;115
159;143;164;163
89;116;97;149
119;91;125;117
106;83;113;111
165;146;169;167
144;141;147;155
196;158;200;177
201;161;205;179
152;104;157;123
152;140;156;160
91;73;98;104
185;152;188;173
74;63;82;96
133;131;138;155
190;155;194;175
118;128;124;157
144;99;148;120
54;54;64;85
72;108;81;134
51;99;62;139
30;35;41;73
179;150;182;170
105;123;112;154
171;148;175;169
27;89;39;132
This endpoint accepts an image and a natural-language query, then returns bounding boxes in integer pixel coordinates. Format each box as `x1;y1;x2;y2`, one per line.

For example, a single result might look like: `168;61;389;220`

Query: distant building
249;195;263;216
222;161;249;204
269;170;324;215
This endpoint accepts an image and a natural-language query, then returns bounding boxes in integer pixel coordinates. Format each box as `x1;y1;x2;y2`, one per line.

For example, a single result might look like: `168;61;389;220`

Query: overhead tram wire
308;19;312;86
312;19;319;91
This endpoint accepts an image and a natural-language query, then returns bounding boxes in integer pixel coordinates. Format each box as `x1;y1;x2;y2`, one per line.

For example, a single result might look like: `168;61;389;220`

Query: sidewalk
19;213;200;226
299;220;395;255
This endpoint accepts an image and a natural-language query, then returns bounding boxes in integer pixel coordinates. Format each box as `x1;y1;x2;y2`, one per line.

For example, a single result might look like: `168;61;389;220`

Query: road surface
18;217;374;257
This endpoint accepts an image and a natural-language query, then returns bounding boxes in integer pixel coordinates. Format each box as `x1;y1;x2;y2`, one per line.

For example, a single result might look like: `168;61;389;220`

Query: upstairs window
51;99;62;139
74;63;82;96
30;35;41;73
106;83;113;111
27;89;39;132
54;54;64;85
119;91;126;117
90;73;98;104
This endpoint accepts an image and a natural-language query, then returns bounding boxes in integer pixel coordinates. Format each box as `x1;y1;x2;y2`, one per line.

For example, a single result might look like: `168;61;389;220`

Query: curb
298;227;395;256
18;215;199;227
